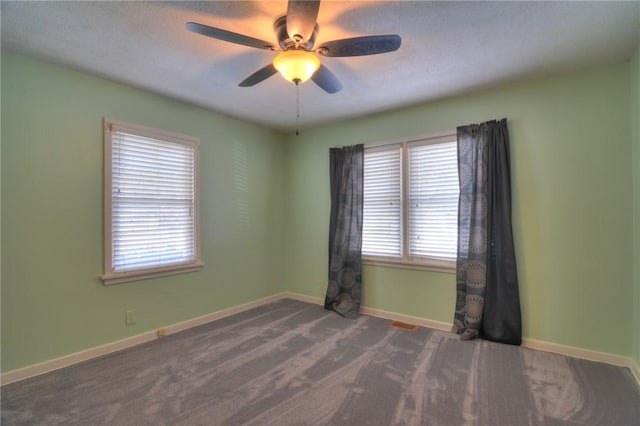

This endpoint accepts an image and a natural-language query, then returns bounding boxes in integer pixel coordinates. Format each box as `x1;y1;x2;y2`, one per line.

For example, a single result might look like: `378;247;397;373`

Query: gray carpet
2;299;639;425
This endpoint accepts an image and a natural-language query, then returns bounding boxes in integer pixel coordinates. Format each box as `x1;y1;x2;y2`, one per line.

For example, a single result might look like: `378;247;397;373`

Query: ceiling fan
186;0;401;94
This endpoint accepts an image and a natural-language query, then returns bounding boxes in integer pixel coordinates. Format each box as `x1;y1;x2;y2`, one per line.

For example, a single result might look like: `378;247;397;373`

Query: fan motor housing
274;15;318;51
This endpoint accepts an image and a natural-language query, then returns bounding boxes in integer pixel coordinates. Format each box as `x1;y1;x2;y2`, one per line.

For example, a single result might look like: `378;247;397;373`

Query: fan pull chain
295;80;300;136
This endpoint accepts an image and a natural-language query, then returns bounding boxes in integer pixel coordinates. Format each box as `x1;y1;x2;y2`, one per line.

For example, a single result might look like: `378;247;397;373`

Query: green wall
2;50;638;374
632;44;640;367
284;62;634;357
1;52;287;372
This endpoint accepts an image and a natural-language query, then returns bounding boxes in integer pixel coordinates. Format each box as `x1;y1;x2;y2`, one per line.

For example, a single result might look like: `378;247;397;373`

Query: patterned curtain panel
325;144;364;319
452;119;522;345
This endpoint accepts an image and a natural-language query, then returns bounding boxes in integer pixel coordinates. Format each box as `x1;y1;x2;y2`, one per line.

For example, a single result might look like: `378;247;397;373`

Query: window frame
362;131;458;273
102;118;203;285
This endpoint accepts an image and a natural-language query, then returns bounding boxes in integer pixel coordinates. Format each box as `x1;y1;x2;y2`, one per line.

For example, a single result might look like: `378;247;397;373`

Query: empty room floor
2;299;639;425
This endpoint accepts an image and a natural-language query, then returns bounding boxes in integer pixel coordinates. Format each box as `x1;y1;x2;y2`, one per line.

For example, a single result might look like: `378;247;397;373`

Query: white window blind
362;147;402;256
103;119;201;285
408;141;459;260
362;133;459;271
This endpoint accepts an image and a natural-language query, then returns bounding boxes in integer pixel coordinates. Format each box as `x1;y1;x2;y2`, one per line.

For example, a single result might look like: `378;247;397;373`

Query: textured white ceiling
2;1;639;131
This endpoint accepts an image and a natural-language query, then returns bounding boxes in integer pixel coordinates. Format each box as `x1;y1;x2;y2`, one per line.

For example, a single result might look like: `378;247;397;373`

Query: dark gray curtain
452;119;522;345
324;144;364;319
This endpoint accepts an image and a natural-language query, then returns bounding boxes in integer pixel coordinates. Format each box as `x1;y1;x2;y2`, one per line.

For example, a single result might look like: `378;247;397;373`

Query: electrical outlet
125;309;136;326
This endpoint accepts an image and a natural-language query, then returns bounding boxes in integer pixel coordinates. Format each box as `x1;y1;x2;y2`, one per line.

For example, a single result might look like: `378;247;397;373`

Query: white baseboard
521;338;631;367
1;331;157;386
360;305;451;332
281;292;323;306
3;291;640;390
630;358;640;386
282;291;450;332
283;292;640;388
162;293;284;335
1;293;285;386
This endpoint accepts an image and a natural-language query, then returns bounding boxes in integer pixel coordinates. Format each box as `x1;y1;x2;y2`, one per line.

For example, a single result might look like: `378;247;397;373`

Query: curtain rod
330;130;456;150
363;129;456;149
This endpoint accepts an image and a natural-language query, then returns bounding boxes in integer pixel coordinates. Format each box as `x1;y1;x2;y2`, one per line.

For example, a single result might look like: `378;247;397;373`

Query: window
102;119;202;285
362;132;459;271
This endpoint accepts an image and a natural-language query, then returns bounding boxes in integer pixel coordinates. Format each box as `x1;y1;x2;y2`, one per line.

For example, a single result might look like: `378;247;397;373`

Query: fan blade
286;0;320;43
238;64;279;87
316;35;401;57
186;22;275;50
311;64;342;94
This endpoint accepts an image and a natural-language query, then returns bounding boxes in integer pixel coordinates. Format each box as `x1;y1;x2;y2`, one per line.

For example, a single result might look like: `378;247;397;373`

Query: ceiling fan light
273;50;320;84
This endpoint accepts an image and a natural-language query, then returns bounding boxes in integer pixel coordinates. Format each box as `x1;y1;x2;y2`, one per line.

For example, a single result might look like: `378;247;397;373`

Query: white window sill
362;257;455;274
102;262;204;285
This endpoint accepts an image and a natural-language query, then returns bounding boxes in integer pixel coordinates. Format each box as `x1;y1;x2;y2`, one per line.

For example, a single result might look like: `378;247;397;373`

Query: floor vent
389;320;418;331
